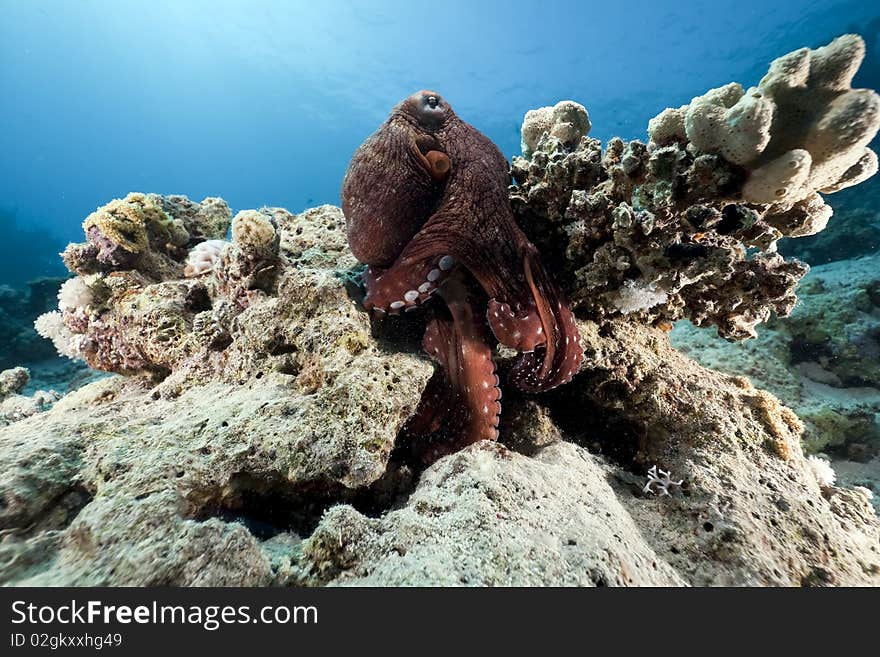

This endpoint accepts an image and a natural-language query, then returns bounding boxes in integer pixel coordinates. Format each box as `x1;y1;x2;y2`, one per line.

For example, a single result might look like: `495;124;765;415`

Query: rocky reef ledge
3;35;880;586
1;198;877;586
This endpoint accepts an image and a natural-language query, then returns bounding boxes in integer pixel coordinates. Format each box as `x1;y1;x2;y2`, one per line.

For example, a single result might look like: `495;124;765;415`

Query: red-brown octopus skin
341;90;583;462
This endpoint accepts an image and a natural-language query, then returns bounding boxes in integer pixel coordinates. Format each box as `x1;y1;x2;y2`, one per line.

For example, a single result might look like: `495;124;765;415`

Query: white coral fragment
613;279;668;315
853;486;874;501
184;239;227;277
806;454;837;487
57;276;93;312
643;465;684;496
34;311;85;361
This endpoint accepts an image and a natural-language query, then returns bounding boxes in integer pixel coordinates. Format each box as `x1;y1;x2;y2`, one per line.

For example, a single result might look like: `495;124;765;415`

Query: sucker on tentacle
362;253;457;313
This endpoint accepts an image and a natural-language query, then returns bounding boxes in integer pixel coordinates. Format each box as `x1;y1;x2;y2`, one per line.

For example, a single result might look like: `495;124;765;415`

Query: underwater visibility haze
1;0;880;587
2;0;880;283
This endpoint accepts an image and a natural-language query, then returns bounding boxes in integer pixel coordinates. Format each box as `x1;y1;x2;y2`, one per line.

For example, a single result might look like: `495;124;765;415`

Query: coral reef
673;252;880;463
4;310;878;585
301;321;879;586
4;35;880;586
3;193;878;585
511;35;879;341
671;250;880;513
35;200;431;480
62;192;230;281
2;201;433;585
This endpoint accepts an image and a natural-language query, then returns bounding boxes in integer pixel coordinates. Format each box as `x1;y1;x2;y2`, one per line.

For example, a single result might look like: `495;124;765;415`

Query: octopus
342;91;583;462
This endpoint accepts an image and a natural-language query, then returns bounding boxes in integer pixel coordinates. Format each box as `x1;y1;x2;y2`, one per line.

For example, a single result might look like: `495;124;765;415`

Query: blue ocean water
1;0;880;583
0;0;878;285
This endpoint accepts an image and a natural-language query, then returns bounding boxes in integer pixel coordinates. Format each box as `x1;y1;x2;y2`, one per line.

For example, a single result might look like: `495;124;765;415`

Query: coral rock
511;126;806;340
674;251;880;466
521;100;591;157
10;197;880;586
303;442;686;586
0;367;29;399
651;35;880;205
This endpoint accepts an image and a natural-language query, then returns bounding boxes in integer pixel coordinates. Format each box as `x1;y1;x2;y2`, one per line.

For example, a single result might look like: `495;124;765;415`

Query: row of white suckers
373;254;456;314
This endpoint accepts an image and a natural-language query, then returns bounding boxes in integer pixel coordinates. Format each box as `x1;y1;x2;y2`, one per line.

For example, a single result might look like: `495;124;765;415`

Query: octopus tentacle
382;205;581;391
402;274;501;463
362;252;457;313
486;297;545;352
451;229;583;391
506;248;584;392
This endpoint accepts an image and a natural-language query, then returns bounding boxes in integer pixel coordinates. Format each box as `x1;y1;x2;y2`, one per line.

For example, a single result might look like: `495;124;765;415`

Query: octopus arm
428;208;583;392
367;202;584;391
505;247;584;393
360;208;467;312
402;275;501;463
364;200;527;306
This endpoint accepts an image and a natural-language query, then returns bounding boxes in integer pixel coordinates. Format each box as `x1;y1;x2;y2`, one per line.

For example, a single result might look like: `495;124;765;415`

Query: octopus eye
403;91;448;129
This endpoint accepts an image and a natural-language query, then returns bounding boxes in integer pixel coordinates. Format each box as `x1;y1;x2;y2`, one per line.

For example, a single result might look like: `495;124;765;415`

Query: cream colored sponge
649;35;880;204
521;100;591;157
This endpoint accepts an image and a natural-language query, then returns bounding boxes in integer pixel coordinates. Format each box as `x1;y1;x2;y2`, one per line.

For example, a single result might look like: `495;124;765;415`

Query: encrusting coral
3;34;879;586
63;192;229;282
511;34;879;341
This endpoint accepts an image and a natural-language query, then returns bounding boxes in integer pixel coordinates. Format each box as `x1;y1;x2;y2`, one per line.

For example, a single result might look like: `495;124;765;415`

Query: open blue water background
1;0;878;284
